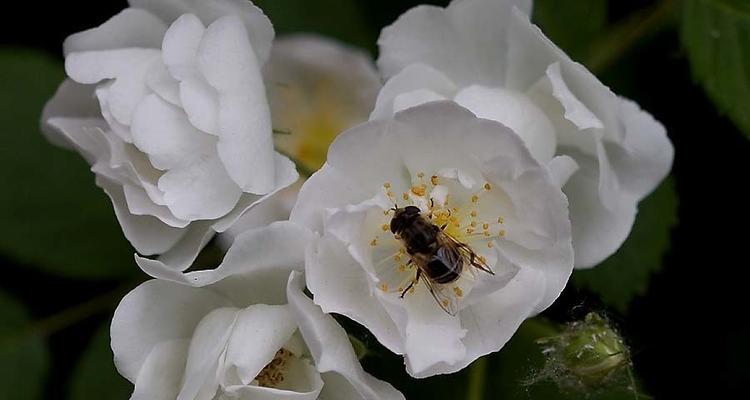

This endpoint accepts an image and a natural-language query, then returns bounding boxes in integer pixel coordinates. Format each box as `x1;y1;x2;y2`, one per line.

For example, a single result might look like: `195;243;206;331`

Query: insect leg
400;269;421;298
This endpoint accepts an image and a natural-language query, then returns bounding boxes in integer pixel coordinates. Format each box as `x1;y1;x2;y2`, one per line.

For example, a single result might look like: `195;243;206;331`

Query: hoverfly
390;205;495;315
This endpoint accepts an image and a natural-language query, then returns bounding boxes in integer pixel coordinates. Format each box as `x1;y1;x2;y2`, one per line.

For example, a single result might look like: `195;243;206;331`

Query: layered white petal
287;272;405;400
198;15;276;193
111;279;231;381
114;241;402;399
129;0;275;63
46;2;297;271
378;0;532;86
63;8;167;55
131;339;190;400
506;10;673;267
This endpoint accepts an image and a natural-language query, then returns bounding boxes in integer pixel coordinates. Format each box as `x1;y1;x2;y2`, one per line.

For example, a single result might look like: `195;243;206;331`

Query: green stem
466;356;488;400
586;0;679;74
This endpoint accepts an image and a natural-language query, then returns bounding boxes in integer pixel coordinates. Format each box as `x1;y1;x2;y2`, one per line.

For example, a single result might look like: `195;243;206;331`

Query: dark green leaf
574;178;678;312
533;0;608;61
0;48;137;279
254;0;374;51
68;322;132;400
0;290;50;400
682;0;750;139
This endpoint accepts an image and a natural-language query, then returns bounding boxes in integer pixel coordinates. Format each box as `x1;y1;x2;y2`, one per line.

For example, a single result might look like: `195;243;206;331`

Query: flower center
255;348;294;388
367;170;508;303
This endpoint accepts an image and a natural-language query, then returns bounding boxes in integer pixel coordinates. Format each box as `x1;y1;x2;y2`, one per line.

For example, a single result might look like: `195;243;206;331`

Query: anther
411;185;426;197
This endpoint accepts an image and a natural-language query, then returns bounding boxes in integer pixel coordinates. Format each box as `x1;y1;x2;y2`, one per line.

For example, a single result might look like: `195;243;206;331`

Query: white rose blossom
291;102;574;377
112;221;404;400
41;0;297;269
221;34;381;243
373;0;674;268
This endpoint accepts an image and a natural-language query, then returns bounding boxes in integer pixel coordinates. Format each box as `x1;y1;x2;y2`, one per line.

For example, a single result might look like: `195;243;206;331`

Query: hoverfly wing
439;231;494;275
420;275;459;315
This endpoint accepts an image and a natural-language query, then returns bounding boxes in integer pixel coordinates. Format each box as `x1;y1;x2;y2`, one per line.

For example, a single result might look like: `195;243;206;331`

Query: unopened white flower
374;0;674;268
221;34;381;244
41;0;297;269
291;102;573;377
113;222;404;400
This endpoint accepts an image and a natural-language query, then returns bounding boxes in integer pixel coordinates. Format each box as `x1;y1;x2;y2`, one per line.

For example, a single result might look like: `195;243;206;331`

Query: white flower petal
610;98;674;198
287;272;405;400
398;290;467;377
290;164;378;234
41;79;102;149
198;15;276;193
63;8;167;55
222;305;297;386
96;175;186;255
123;184;190;228
158;154;242;221
180;78;220;135
45;117;109;164
378;0;531;85
547;155;579;188
454;84;557;163
66;48;161;126
129;0;275;63
458;266;546;367
142;221;311;285
131;339;190;400
177;307;239;400
563;153;638;269
145;62;182;106
162;13;205;81
131;94;215;170
111;279;231;382
305;237;404;354
371;63;456;120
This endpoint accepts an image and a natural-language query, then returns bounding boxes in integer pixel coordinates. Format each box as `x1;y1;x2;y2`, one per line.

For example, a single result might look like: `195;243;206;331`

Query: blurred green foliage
533;0;608;61
0;49;137;279
682;0;750;140
255;0;374;51
0;290;50;400
68;322;132;400
574;179;678;312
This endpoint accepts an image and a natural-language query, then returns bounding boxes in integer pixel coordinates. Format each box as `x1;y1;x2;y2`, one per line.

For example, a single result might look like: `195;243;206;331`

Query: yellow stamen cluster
256;348;293;388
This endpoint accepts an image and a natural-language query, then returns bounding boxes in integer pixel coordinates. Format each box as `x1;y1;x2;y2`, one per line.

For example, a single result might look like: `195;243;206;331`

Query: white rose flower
373;0;674;268
113;221;404;400
41;0;297;269
220;34;382;245
291;102;574;377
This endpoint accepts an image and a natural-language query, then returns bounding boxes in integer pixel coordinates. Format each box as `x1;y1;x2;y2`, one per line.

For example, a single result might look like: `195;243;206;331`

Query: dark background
1;0;748;399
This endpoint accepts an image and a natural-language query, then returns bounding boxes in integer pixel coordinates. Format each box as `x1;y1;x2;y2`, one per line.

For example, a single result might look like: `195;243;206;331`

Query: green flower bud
535;313;631;390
